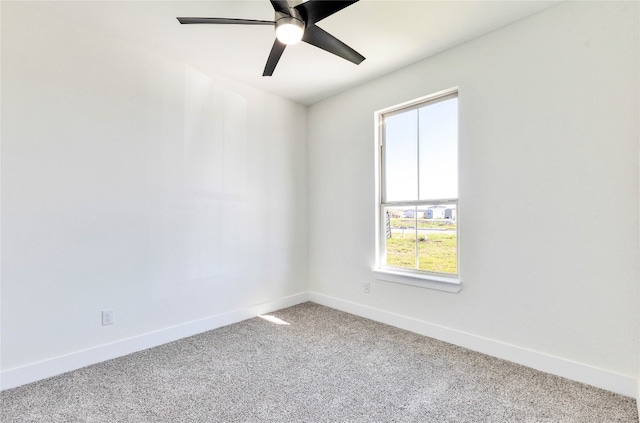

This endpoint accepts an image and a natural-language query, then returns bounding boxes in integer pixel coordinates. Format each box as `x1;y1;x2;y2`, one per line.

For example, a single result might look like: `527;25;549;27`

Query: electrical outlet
102;309;114;326
363;282;371;294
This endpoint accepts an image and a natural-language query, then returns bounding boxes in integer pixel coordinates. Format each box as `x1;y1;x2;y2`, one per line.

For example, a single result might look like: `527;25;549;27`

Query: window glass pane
384;110;417;202
384;206;417;269
418;97;458;200
417;203;457;274
378;91;459;279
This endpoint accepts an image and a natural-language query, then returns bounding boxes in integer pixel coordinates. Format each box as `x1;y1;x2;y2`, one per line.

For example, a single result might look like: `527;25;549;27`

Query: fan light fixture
177;0;366;77
275;12;304;45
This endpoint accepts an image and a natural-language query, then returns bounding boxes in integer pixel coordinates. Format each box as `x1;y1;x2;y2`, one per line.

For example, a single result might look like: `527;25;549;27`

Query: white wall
1;1;308;380
308;1;639;395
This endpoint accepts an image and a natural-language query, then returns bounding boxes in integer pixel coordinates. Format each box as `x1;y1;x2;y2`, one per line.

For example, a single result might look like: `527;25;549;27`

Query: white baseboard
1;292;309;391
3;291;636;399
308;291;638;398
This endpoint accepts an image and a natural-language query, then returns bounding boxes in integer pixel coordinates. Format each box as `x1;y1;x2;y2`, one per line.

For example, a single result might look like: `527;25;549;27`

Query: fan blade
177;17;274;25
270;0;291;15
302;25;365;65
263;39;287;76
295;0;359;25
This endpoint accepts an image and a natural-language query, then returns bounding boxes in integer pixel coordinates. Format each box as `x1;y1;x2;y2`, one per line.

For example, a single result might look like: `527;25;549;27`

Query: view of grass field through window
385;208;457;274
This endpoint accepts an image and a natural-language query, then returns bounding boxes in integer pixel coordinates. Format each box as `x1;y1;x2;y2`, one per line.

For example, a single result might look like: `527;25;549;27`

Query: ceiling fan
177;0;365;76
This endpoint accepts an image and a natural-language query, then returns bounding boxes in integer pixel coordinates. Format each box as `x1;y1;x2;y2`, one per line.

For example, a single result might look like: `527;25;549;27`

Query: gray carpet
1;302;637;422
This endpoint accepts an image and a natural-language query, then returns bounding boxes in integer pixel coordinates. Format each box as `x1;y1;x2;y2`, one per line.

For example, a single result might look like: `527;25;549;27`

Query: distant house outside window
374;88;459;289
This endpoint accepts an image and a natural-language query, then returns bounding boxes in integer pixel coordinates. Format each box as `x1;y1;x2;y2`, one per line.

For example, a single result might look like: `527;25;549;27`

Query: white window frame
373;88;461;293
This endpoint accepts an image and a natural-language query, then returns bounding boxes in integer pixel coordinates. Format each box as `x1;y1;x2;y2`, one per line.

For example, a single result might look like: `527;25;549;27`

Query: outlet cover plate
102;309;114;326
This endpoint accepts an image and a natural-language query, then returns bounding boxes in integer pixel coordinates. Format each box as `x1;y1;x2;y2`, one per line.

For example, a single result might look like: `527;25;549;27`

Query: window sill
372;268;462;293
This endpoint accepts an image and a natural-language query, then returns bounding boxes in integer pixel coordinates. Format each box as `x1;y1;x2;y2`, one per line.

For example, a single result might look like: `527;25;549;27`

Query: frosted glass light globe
276;17;304;44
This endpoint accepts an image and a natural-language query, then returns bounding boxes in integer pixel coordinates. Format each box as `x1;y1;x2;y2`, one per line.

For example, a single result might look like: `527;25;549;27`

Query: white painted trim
308;291;638;398
4;290;636;398
0;292;309;391
637;379;640;417
372;268;462;293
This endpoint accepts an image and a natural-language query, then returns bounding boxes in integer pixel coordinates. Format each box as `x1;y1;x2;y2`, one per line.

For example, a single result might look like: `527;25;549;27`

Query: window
374;89;460;290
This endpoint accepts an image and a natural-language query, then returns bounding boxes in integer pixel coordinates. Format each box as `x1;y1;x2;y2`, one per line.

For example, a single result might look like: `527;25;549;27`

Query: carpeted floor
1;302;637;422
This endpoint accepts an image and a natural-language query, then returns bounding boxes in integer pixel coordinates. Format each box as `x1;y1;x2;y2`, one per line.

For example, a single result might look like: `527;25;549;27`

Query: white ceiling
30;0;561;105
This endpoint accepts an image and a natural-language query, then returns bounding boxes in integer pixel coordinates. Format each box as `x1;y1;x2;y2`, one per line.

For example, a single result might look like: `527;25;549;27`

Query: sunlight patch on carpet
258;315;290;325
